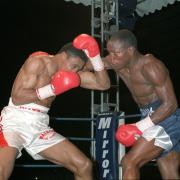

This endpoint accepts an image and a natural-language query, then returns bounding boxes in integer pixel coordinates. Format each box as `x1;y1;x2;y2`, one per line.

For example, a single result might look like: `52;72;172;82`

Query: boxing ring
13;1;180;179
15;112;144;180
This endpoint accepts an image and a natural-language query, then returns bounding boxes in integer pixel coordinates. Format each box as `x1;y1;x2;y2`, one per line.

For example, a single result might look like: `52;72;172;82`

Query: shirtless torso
0;40;110;180
105;40;177;124
103;29;180;180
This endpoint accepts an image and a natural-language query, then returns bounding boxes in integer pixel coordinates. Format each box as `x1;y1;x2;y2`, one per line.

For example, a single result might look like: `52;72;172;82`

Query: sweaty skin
0;51;110;180
104;39;178;124
11;52;110;107
81;32;180;180
99;37;180;180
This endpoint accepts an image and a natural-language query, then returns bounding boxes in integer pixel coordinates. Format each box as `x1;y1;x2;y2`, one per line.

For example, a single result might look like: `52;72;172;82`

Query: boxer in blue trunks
83;29;180;179
140;100;180;157
108;30;180;180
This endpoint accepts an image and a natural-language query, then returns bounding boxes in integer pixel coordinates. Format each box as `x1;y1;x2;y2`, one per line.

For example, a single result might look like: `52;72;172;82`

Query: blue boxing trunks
140;100;180;156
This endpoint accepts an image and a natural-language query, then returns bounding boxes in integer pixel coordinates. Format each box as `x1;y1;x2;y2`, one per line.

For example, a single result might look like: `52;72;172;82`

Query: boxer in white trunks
0;35;110;180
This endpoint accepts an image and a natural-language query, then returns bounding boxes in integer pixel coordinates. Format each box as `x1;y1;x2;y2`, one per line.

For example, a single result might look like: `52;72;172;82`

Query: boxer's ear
59;51;68;60
127;46;135;56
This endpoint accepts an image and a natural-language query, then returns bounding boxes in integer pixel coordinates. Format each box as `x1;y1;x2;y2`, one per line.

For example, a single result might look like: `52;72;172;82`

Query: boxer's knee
121;154;142;171
0;159;15;180
0;165;7;180
157;152;180;179
75;157;93;176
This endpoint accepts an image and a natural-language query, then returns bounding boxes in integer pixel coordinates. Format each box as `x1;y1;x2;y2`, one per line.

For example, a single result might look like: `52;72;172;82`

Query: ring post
95;111;120;180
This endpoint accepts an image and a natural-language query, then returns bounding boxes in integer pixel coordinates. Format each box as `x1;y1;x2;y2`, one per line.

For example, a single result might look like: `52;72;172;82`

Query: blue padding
95;112;119;180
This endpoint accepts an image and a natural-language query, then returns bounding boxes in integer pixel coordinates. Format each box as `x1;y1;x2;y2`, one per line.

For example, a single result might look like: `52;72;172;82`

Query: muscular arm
81;56;112;90
142;59;178;124
11;57;45;104
78;69;110;90
73;34;111;90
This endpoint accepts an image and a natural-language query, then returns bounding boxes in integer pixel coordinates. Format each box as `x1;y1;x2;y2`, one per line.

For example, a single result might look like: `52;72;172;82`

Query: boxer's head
57;42;88;72
107;29;137;69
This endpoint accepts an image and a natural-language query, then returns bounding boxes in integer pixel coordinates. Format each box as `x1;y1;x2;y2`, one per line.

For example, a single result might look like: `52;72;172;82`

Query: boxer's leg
0;146;18;180
157;151;180;179
121;137;163;180
38;139;93;180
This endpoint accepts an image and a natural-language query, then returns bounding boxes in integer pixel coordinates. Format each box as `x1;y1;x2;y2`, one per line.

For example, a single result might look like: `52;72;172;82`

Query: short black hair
57;42;88;62
110;29;137;49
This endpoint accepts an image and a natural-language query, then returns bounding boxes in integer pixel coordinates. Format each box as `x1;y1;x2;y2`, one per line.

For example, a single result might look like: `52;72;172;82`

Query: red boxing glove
115;124;142;147
73;34;104;71
73;34;99;57
36;70;80;100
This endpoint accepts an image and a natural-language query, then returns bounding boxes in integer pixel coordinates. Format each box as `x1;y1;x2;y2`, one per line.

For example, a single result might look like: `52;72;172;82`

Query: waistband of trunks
8;98;49;113
140;99;161;117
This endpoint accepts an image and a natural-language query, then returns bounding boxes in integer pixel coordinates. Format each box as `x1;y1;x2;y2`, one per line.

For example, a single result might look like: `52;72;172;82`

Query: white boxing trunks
0;98;66;160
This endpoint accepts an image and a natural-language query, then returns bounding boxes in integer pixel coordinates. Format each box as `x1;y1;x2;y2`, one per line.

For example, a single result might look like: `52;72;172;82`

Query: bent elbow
99;82;111;91
164;101;178;114
171;102;178;112
105;83;111;90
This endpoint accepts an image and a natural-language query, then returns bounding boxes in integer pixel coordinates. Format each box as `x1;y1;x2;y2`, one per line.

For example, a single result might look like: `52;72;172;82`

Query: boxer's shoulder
23;56;48;73
142;54;166;70
143;54;158;63
27;51;52;63
29;51;49;58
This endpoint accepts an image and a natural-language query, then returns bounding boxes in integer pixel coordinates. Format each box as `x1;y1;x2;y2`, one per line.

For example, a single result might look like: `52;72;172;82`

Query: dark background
1;1;180;116
0;1;180;179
